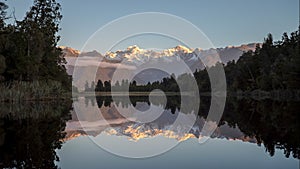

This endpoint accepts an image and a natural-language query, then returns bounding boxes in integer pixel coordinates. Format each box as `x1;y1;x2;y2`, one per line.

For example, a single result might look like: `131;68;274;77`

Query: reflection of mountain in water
66;97;253;142
66;96;299;159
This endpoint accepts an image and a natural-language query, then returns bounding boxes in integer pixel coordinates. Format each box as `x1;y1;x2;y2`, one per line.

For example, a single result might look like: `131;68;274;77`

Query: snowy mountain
64;100;256;143
62;43;260;66
101;43;260;65
102;45;201;66
59;46;80;57
59;46;102;57
63;43;261;88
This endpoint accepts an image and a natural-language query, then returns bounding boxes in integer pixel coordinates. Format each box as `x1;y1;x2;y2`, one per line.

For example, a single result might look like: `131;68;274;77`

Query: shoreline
1;90;299;102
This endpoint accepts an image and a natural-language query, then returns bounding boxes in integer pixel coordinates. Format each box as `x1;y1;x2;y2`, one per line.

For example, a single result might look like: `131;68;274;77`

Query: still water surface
0;96;299;168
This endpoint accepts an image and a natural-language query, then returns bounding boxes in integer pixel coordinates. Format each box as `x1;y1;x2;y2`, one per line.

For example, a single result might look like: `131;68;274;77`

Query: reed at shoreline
0;80;71;102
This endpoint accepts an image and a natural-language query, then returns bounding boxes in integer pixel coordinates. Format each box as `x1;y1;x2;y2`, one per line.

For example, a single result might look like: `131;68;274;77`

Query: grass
0;80;71;102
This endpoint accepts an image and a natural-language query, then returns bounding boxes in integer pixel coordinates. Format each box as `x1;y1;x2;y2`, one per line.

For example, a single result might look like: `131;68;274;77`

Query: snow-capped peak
173;45;193;53
162;45;193;56
126;45;143;53
59;46;80;57
62;43;261;70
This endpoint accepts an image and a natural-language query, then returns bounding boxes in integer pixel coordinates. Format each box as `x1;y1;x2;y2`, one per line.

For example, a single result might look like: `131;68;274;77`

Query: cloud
65;56;136;70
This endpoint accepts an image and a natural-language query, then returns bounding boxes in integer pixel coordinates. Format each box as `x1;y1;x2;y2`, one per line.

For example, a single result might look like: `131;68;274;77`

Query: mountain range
61;43;261;89
64;100;256;144
61;43;260;64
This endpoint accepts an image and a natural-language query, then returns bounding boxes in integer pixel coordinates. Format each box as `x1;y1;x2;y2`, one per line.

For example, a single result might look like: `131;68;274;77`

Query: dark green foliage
193;30;299;92
95;79;104;91
0;54;5;80
0;0;71;91
104;80;111;92
227;30;300;91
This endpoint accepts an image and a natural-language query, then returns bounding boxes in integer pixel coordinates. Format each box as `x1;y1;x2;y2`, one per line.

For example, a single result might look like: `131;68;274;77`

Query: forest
0;0;71;102
91;30;300;98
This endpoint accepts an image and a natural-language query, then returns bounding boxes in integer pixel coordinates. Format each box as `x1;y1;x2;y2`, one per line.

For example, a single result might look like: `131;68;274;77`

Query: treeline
90;29;299;94
85;80;112;92
0;0;71;96
225;31;299;91
92;76;182;93
92;74;197;93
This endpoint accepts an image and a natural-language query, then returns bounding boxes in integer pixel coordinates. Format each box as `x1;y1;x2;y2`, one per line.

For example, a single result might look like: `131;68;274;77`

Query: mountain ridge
60;43;261;64
64;43;262;88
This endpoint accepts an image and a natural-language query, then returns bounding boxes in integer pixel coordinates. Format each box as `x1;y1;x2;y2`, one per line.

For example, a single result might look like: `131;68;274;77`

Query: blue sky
5;0;299;52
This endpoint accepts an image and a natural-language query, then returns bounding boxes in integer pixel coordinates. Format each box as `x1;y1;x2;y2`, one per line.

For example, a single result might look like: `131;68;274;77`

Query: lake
0;96;299;168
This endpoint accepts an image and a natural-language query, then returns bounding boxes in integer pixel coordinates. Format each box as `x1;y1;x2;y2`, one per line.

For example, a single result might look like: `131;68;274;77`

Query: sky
4;0;299;53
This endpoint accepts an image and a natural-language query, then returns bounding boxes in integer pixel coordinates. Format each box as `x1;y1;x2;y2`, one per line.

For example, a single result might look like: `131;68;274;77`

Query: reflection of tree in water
85;96;96;107
95;95;202;114
0;101;72;168
95;96;181;114
222;98;299;159
95;95;299;159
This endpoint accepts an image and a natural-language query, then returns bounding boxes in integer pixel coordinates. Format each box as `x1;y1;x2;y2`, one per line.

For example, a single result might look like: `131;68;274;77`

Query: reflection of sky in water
56;136;298;169
59;98;299;168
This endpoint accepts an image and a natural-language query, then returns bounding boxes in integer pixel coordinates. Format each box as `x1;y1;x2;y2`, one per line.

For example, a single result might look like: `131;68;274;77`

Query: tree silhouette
0;0;71;90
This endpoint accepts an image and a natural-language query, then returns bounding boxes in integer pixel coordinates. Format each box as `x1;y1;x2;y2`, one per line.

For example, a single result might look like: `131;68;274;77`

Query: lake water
0;96;299;168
